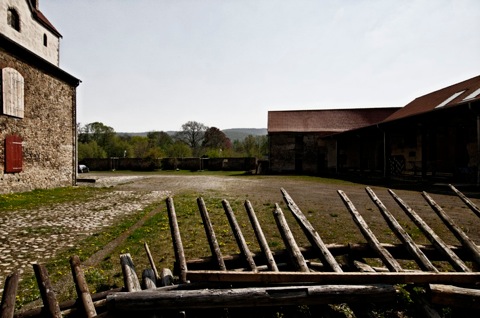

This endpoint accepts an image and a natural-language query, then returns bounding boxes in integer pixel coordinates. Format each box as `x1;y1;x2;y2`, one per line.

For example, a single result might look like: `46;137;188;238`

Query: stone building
0;0;80;193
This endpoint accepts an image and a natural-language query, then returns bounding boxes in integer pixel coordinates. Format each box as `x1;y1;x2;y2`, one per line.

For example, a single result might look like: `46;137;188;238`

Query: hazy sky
41;0;480;132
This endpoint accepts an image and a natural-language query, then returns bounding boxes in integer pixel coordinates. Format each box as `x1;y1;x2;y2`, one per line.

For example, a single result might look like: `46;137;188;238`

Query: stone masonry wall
0;47;76;194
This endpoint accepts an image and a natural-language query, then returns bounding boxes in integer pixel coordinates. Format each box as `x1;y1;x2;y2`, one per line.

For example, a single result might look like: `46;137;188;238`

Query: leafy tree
166;141;192;158
202;127;231;151
175;121;207;155
78;140;107;161
130;136;150;158
147;131;173;151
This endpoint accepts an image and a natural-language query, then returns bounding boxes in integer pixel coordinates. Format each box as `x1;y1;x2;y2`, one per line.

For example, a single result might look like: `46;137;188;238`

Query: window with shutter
1;68;25;118
5;135;23;173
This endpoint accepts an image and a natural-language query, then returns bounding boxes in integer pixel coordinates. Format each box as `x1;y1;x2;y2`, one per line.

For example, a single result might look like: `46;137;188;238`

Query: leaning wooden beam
389;189;470;272
222;199;257;272
166;196;188;283
281;188;343;272
273;204;309;272
106;284;397;312
244;200;279;271
197;197;227;271
186;270;480;285
69;255;97;318
337;190;403;272
144;242;160;280
366;187;437;272
449;184;480;219
32;263;62;318
429;284;480;309
120;253;141;292
1;271;19;318
422;191;480;266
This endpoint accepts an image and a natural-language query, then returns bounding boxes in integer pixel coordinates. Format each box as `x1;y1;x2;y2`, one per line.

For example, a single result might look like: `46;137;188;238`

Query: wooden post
141;269;157;290
32;263;62;318
197;197;227;271
144;242;160;280
120;253;141;292
422;191;480;267
160;268;174;287
273;204;309;272
389;189;470;272
166;196;188;283
337;190;403;272
244;200;279;272
366;187;437;272
1;271;19;318
222;199;257;272
449;184;480;219
281;188;343;272
69;255;97;318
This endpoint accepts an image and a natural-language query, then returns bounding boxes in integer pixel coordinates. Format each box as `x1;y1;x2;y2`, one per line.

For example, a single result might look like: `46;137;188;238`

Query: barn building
0;0;80;193
268;75;480;183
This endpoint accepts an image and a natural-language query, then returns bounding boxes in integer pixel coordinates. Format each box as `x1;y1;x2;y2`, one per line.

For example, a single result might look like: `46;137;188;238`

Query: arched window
43;33;48;46
7;8;20;32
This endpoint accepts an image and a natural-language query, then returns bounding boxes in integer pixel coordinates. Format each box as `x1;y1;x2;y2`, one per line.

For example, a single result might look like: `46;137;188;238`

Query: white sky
41;0;480;132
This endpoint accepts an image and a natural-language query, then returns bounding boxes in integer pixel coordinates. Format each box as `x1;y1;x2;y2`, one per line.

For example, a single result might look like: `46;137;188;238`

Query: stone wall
0;45;77;194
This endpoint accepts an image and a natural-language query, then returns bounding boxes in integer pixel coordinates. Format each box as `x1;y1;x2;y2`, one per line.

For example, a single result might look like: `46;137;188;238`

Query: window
463;88;480;101
5;135;23;173
1;68;25;118
435;90;465;108
43;33;48;47
7;8;20;32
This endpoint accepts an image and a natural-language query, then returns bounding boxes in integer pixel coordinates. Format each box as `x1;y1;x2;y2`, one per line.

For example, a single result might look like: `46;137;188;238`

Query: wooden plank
449;184;480;219
281;188;343;272
244;200;279;271
32;263;62;318
144;242;160;280
141;269;157;290
366;187;437;272
69;255;96;318
389;189;470;272
120;253;141;292
106;284;397;312
429;284;480;309
273;204;309;272
222;199;257;272
186;270;480;285
1;271;19;318
337;190;403;272
422;191;480;266
166;196;188;283
197;197;227;271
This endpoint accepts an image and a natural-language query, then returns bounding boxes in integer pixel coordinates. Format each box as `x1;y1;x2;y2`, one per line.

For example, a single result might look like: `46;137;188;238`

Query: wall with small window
0;1;60;65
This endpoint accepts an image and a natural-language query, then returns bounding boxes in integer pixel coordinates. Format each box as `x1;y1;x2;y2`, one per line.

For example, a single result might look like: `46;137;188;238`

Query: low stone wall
81;158;161;171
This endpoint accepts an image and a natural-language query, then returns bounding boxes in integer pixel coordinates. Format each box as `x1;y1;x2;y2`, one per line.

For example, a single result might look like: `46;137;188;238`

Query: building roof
28;0;62;38
383;75;480;123
268;108;399;134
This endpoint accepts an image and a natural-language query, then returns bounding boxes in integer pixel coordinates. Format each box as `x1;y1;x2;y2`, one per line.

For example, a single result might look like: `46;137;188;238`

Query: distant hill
117;128;267;141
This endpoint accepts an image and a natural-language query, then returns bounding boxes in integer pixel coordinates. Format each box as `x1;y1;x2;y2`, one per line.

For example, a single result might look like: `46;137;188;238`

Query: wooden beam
429;284;480;309
69;255;97;318
1;271;19;318
120;253;141;292
166;196;188;283
32;263;62;318
449;184;480;219
144;242;160;280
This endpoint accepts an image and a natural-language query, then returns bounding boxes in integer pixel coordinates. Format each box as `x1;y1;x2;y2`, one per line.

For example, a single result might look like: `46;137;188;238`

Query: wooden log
1;271;19;318
281;188;343;272
389;189;470;272
186;270;480;285
69;255;96;318
142;269;157;290
160;268;174;287
429;284;480;309
144;242;160;280
366;187;437;272
120;253;141;292
222;199;257;272
273;204;309;272
166;196;188;283
422;191;480;266
106;284;397;312
32;263;62;318
197;197;227;271
244;200;279;272
449;184;480;219
353;261;376;273
337;190;403;272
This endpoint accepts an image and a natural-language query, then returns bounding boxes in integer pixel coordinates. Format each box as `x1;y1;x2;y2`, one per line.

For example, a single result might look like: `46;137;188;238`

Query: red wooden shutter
5;135;23;173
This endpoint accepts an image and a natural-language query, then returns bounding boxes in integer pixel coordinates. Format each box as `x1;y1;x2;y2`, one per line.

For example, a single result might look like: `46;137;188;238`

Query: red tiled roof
28;0;62;38
383;75;480;123
268;108;399;134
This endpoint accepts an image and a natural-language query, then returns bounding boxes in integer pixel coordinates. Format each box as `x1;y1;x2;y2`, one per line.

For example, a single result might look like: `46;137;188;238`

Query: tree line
78;121;268;161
